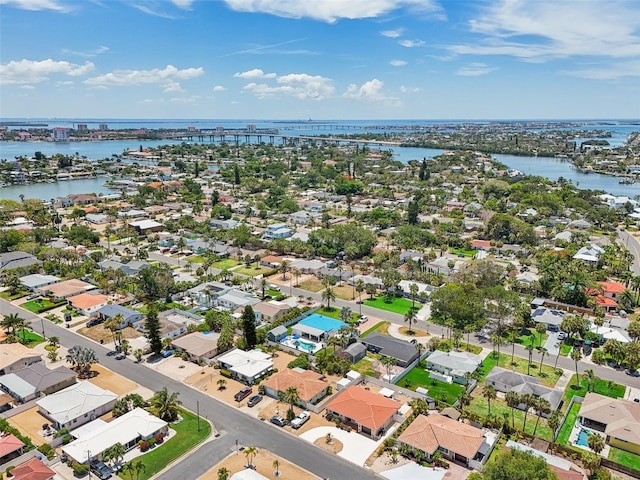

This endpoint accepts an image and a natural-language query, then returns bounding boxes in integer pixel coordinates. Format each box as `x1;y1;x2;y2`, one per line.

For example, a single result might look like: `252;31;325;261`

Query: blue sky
1;0;640;120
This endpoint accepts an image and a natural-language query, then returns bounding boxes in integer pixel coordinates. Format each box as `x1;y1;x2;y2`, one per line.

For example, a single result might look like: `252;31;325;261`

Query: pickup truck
290;410;310;429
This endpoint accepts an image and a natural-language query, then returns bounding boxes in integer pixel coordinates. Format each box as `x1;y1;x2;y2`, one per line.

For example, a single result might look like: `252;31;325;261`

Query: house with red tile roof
397;413;489;467
0;433;25;464
10;457;55;480
67;293;109;316
325;386;400;439
471;239;491;250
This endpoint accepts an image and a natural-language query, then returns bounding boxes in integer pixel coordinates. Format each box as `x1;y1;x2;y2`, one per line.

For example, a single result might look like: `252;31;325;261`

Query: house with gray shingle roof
426;350;482;385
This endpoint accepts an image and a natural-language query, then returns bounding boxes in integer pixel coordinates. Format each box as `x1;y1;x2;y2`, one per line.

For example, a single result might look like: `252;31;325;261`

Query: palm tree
535;322;547;348
409;283;419;309
217;467;231;480
532;398;550;437
122;460;146;480
548;410;562;449
293;269;301;287
381;356;396;381
149;387;182;422
217;378;227;390
458;392;471;412
66;345;98;378
571;347;582;386
356;279;365;314
526;344;535;375
339;306;352;323
103;442;125;469
538;347;548;374
490;333;503;359
584;369;597;392
104;315;122;346
244;446;258;469
120;339;130;356
48;336;60;348
521;393;534;433
133;349;144;363
283;386;300;414
483;385;497;415
273;459;280;477
587;432;605;455
260;278;268;299
321;285;336;309
279;260;289;280
505;391;520;429
404;307;417;334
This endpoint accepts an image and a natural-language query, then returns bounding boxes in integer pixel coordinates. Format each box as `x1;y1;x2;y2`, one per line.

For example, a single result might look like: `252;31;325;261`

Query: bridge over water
162;130;400;147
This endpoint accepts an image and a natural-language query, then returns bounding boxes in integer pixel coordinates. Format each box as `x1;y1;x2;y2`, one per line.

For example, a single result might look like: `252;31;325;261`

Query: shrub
139;440;150;452
72;463;89;476
154;433;165;444
286;409;296;421
54;428;70;439
37;443;54;459
148;437;156;448
62;434;72;445
5;466;14;477
220;369;232;378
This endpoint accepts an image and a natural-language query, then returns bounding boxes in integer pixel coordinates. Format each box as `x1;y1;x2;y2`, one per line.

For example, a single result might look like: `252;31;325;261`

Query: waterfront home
578;392;640;455
325;385;401;439
37;381;118;430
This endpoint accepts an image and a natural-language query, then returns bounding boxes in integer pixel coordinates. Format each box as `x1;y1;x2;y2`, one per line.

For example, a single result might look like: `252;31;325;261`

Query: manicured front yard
484;352;562;387
22;298;66;314
562;374;626;404
399;367;464;404
608;445;640;471
316;307;359;323
126;408;211;480
233;265;273;277
15;329;45;347
364;296;420;315
468;394;553;441
212;258;239;270
515;328;547;349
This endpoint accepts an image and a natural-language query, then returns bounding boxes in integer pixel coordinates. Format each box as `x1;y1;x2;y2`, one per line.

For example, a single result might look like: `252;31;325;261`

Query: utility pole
197;400;200;432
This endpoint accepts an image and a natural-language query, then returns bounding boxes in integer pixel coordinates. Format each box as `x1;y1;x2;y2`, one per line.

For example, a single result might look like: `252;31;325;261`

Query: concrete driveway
300;426;383;466
544;332;560;355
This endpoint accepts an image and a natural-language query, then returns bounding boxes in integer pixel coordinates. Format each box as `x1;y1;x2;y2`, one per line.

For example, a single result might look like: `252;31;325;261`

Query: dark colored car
90;460;112;480
270;415;287;427
234;386;252;402
247;395;263;407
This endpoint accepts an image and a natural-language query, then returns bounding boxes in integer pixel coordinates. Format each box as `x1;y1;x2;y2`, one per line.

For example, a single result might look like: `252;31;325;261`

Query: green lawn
360;321;390;338
353;356;379;378
0;290;27;300
364;296;420;316
449;247;476;258
488;352;562;387
608;446;640;471
212;258;239;270
514;329;547;349
560;344;572;356
562;374;626;405
186;255;204;263
468;395;553;441
475;355;499;382
316;307;359;323
22;298;66;314
436;339;482;355
399;367;464;404
557;401;581;446
233;265;273;277
15;329;45;347
126;409;211;480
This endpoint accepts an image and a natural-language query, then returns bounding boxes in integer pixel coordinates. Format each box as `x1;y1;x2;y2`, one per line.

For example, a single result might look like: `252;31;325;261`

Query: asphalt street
617;228;640;275
0;298;380;480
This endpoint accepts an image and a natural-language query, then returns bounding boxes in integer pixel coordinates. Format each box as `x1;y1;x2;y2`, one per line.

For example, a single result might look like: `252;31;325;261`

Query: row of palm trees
216;447;282;479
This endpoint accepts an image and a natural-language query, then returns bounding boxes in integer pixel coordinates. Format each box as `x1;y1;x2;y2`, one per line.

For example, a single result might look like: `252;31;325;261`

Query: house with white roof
216;349;273;385
62;407;168;463
36;381;118;430
573;244;604;264
216;289;260;311
426;350;482;385
18;274;60;291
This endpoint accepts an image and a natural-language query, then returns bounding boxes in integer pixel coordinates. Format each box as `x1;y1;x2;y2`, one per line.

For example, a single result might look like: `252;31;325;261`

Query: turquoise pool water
299;313;347;332
576;429;590;447
294;340;317;352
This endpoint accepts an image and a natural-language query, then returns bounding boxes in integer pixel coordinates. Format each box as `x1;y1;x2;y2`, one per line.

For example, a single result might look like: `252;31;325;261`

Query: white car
290;411;310;429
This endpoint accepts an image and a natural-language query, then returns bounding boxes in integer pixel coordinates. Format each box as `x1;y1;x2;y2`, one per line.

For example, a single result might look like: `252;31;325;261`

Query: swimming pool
298;313;348;332
294;340;317;353
576;429;590;447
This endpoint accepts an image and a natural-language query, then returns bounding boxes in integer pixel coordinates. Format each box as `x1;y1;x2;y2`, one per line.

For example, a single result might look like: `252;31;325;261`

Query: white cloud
456;62;497;76
390;59;407;66
233;68;277;79
56;80;74;86
131;4;180;19
565;59;640;80
223;0;440;23
343;78;400;105
84;65;203;90
242;72;334;100
0;59;95;85
171;0;194;9
19;85;36;90
381;28;404;38
61;45;109;58
450;0;640;61
400;85;420;93
213;85;227;91
399;39;425;48
0;0;70;12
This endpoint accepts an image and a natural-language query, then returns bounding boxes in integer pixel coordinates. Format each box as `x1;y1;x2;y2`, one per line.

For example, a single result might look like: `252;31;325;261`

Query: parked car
234;387;252;402
358;315;368;324
90;460;112;480
86;318;104;328
270;415;287;427
247;395;263;407
290;410;310;429
557;331;567;341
